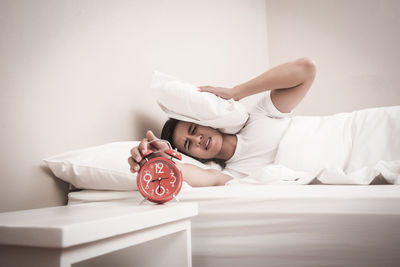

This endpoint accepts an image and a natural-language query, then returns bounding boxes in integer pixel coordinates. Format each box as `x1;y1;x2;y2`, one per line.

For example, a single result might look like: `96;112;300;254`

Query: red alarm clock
137;142;183;204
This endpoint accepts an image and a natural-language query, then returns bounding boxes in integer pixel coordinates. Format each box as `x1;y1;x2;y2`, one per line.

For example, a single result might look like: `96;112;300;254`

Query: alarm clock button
164;149;182;160
142;149;154;158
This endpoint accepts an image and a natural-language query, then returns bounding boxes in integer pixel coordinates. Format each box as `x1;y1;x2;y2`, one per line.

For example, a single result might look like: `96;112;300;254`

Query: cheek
211;135;223;153
186;147;203;158
194;147;213;159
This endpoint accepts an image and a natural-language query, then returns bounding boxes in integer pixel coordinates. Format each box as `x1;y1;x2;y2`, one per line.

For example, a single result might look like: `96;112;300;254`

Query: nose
189;134;203;146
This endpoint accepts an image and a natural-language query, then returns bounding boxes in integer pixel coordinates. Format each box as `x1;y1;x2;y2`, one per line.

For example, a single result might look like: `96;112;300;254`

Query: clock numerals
143;170;152;189
155;185;165;196
155;163;164;174
143;170;152;182
138;157;182;203
170;171;176;187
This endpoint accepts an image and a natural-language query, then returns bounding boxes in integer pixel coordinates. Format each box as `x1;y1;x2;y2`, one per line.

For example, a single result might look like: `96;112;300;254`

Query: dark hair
161;118;226;168
161;118;180;146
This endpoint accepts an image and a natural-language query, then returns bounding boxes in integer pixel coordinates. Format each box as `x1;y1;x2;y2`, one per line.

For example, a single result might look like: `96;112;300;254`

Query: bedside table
0;201;198;267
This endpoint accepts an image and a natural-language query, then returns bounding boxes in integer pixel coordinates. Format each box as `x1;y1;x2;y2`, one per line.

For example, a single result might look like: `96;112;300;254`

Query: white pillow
43;141;217;191
151;71;248;134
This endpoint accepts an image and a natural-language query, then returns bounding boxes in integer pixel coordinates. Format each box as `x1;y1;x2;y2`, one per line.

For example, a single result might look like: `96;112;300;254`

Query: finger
199;87;219;96
198;86;212;92
128;157;140;173
130;147;142;162
146;130;164;150
146;130;157;141
138;138;149;155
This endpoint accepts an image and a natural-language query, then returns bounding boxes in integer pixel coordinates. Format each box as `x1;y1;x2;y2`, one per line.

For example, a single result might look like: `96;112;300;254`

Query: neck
216;133;237;161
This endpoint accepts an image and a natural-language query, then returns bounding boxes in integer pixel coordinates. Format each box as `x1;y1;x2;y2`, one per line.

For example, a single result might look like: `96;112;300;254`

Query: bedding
43;142;139;191
151;71;248;134
68;185;400;267
230;106;400;185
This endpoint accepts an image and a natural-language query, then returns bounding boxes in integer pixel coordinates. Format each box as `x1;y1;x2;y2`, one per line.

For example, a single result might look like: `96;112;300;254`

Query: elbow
296;57;317;81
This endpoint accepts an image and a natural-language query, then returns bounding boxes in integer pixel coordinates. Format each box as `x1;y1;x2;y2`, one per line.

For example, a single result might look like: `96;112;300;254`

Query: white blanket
229;106;400;185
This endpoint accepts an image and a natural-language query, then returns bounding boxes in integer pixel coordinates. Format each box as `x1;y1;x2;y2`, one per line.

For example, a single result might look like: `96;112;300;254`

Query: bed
47;74;399;266
68;184;400;267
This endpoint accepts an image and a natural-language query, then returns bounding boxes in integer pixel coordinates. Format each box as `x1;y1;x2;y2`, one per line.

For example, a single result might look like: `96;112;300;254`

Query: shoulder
249;91;293;118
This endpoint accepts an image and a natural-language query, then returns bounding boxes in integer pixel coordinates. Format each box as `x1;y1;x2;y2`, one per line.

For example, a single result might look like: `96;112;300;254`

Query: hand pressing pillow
43;141;219;191
151;71;248;134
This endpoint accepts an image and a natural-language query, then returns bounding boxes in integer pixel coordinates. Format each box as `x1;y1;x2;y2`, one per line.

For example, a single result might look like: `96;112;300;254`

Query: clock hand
150;177;169;194
151;177;170;183
157;179;161;194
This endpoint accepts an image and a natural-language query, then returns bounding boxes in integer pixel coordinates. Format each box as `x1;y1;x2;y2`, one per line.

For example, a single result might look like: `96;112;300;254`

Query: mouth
205;137;211;150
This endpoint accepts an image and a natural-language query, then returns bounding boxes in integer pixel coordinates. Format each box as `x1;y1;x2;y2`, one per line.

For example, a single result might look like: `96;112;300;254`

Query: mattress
68;185;400;267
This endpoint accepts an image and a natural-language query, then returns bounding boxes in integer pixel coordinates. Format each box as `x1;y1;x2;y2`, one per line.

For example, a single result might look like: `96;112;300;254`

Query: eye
191;125;197;135
184;139;189;151
184;124;197;151
184;139;191;151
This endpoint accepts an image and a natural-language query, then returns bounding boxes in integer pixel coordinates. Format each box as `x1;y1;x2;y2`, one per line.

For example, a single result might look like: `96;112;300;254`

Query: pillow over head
43;141;219;191
151;71;248;134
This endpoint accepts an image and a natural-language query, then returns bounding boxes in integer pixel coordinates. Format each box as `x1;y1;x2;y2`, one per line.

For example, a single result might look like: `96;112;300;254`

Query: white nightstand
0;201;198;267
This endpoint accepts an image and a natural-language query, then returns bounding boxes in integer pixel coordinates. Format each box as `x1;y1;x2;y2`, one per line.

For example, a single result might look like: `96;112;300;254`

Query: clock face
137;157;183;203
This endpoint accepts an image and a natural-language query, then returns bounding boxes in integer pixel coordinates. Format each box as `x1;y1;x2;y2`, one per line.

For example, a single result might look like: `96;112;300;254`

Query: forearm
232;57;315;100
175;162;232;187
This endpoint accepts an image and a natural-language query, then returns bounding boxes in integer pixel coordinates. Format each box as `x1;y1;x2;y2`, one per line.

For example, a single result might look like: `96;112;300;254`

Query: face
172;121;223;160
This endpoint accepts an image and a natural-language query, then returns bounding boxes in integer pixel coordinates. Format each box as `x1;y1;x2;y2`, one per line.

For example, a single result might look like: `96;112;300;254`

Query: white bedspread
231;106;400;185
68;185;400;267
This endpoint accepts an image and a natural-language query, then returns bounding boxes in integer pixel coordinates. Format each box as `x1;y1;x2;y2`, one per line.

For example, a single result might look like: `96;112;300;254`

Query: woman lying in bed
128;58;317;186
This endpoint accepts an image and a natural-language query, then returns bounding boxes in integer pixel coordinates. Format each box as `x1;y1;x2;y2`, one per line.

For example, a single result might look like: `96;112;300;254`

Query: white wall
266;0;400;115
0;0;269;211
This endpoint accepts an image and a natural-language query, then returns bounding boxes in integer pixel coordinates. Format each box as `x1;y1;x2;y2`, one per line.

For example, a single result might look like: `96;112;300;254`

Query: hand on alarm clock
128;130;169;173
131;133;183;203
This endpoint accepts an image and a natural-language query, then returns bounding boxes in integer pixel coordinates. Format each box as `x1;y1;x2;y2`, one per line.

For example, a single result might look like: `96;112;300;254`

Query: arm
199;57;316;113
175;162;233;187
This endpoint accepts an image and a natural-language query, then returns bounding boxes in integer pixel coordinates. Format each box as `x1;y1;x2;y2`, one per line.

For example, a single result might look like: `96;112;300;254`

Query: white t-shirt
223;91;292;178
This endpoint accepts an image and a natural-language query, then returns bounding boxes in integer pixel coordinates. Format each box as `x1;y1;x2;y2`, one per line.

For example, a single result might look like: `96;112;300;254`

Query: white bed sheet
68;185;400;267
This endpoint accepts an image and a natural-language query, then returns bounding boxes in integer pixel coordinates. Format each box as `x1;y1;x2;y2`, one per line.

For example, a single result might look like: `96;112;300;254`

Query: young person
128;58;317;186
